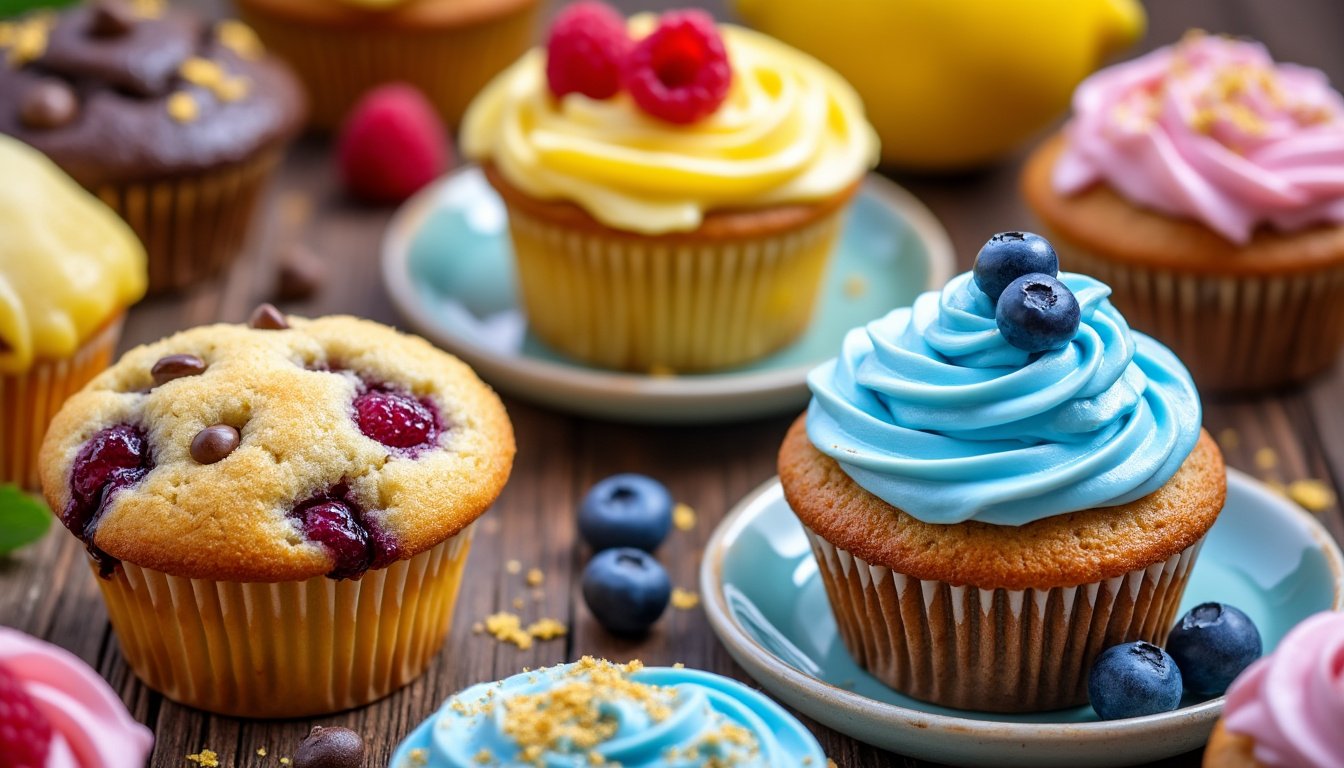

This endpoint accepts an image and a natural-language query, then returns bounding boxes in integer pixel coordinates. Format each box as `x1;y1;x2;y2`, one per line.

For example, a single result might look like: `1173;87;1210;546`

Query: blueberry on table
578;473;674;552
995;273;1081;353
1088;641;1183;720
581;547;671;636
973;231;1059;302
1166;602;1262;696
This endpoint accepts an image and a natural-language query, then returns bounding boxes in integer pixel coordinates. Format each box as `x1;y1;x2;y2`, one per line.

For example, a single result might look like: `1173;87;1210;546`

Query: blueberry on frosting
995;272;1081;352
972;230;1059;302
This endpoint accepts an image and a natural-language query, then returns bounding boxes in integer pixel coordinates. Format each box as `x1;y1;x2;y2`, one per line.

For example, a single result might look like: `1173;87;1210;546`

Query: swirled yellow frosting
0;137;146;374
461;16;880;234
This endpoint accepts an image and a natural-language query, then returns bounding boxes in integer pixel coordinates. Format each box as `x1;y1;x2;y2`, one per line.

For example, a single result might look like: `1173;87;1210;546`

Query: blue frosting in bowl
806;271;1201;525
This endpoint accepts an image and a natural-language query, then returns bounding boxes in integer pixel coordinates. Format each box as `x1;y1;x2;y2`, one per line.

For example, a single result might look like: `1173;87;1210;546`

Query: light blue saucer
701;469;1344;767
380;166;953;422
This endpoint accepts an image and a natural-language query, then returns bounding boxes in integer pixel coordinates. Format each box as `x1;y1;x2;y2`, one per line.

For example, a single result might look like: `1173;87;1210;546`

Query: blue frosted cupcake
390;657;825;767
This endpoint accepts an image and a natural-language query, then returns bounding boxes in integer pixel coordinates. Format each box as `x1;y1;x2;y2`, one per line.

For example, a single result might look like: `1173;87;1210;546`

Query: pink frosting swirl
0;628;153;768
1054;32;1344;244
1222;611;1344;767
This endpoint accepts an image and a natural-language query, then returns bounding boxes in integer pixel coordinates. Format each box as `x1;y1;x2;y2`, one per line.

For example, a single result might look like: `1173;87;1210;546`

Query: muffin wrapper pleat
95;524;474;718
236;4;539;130
94;149;282;294
500;204;846;372
0;315;123;490
1048;233;1344;394
806;528;1203;713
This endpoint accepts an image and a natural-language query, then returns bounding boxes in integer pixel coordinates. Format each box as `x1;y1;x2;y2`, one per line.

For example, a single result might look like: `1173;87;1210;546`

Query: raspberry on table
0;661;53;768
545;1;630;100
625;9;732;124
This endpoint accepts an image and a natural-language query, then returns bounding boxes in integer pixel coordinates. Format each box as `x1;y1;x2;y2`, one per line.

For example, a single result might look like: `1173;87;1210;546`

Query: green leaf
0;484;51;555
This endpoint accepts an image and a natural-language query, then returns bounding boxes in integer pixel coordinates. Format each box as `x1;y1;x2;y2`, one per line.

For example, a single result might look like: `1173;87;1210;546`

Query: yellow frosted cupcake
0;136;146;490
462;4;879;372
38;309;514;717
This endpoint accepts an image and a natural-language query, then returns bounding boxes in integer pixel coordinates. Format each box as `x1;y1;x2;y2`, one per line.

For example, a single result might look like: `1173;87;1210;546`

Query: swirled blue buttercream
806;271;1201;526
389;659;826;767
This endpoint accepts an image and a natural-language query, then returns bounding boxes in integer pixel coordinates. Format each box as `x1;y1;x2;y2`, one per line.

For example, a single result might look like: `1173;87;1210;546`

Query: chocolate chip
89;0;137;37
20;80;79;130
294;726;365;768
151;353;206;386
275;244;325;302
248;303;289;330
190;425;240;465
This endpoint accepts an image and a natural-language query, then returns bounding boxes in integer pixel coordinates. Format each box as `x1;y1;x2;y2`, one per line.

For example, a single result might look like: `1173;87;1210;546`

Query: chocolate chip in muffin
249;303;289;330
151;353;206;386
293;726;365;768
190;425;240;465
88;0;137;38
19;80;79;130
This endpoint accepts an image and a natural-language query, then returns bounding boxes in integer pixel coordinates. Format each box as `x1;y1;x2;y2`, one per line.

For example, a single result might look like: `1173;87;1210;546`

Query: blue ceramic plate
381;166;954;422
701;469;1344;767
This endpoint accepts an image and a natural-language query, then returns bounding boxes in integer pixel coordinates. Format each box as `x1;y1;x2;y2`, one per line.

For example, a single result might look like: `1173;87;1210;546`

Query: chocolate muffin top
0;0;305;187
38;311;515;583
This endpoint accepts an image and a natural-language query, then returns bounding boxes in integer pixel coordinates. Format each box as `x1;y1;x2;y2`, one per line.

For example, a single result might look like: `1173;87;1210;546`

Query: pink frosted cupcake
0;627;154;768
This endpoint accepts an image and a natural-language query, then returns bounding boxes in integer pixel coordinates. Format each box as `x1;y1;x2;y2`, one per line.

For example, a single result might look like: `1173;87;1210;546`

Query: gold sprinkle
671;588;700;610
673;502;697;532
526;568;544;587
512;597;525;610
186;751;220;768
1288;479;1336;512
473;748;494;764
672;662;685;669
527;618;568;641
1217;428;1240;451
406;748;429;767
1254;447;1278;471
280;759;291;766
505;559;522;575
216;77;250;102
167;91;199;123
6;16;52;67
180;57;224;88
216;19;264;60
843;274;868;298
485;612;533;650
256;747;268;757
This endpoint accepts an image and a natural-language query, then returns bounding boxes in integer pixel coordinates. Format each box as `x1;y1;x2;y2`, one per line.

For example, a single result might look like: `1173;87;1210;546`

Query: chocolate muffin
0;0;305;292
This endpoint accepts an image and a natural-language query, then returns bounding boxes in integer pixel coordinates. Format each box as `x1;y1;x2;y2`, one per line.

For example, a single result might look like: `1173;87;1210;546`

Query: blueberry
1166;603;1262;696
581;548;671;636
973;231;1059;302
995;273;1081;352
578;474;674;552
1088;641;1183;720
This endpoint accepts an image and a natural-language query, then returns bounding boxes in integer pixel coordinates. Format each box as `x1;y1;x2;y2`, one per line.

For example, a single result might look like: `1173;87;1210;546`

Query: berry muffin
0;135;145;490
390;657;827;767
1203;611;1344;767
0;627;154;768
38;308;515;718
462;4;879;372
0;0;305;293
780;233;1225;712
1023;32;1344;393
234;0;539;131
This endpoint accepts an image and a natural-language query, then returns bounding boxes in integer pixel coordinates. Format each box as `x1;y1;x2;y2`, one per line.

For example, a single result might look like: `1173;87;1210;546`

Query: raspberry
298;500;372;581
545;1;630;100
353;389;439;451
625;10;731;124
337;83;451;204
64;424;150;537
0;662;53;768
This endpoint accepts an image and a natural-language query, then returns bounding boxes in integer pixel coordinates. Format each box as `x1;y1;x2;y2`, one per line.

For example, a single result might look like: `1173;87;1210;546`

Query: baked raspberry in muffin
38;307;514;718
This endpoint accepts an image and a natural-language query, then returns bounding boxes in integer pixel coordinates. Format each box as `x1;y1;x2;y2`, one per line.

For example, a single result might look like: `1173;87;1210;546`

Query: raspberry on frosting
625;10;732;124
545;1;630;100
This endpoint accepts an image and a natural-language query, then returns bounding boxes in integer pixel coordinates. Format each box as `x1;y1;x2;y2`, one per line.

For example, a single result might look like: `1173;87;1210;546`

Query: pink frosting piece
0;627;153;768
1054;33;1344;244
1222;611;1344;767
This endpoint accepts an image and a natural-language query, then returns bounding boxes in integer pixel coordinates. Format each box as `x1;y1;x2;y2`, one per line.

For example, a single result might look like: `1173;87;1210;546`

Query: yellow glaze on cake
0;137;146;374
461;16;879;235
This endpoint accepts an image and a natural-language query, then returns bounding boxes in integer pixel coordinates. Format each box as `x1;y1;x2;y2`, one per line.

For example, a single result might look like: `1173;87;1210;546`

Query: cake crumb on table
1255;447;1278;470
671;588;700;610
1288;478;1336;512
1217;427;1240;450
256;746;267;757
673;503;697;531
186;750;220;768
526;568;545;587
505;559;522;574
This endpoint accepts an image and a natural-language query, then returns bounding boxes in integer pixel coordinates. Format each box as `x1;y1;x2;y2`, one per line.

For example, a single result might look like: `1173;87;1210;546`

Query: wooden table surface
5;1;1344;766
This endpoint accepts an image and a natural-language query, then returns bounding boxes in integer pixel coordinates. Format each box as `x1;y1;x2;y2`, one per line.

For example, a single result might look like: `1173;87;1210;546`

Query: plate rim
700;468;1344;756
380;165;956;419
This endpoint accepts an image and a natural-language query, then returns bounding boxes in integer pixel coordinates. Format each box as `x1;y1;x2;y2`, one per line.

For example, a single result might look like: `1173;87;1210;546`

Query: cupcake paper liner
236;3;539;130
502;203;846;372
0;316;123;490
806;528;1203;713
1050;235;1344;394
95;524;474;718
94;149;283;295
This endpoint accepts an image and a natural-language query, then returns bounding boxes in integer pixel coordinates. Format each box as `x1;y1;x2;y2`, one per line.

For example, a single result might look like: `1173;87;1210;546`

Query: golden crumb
216;19;263;60
1216;428;1240;451
843;274;868;298
512;597;526;610
671;588;700;610
280;759;291;766
505;559;522;574
673;503;697;532
472;621;485;634
167;91;199;123
215;77;250;102
802;758;813;766
1254;447;1278;470
406;748;429;767
673;662;685;669
256;747;267;757
526;568;545;587
527;618;568;641
1288;479;1336;512
473;749;494;765
186;751;220;768
485;612;533;650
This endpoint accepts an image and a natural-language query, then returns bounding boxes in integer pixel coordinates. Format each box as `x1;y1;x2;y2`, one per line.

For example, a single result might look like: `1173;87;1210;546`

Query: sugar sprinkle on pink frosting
1055;31;1344;244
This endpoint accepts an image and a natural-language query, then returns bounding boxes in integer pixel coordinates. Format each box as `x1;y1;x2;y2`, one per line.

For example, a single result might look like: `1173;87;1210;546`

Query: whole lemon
734;0;1145;170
